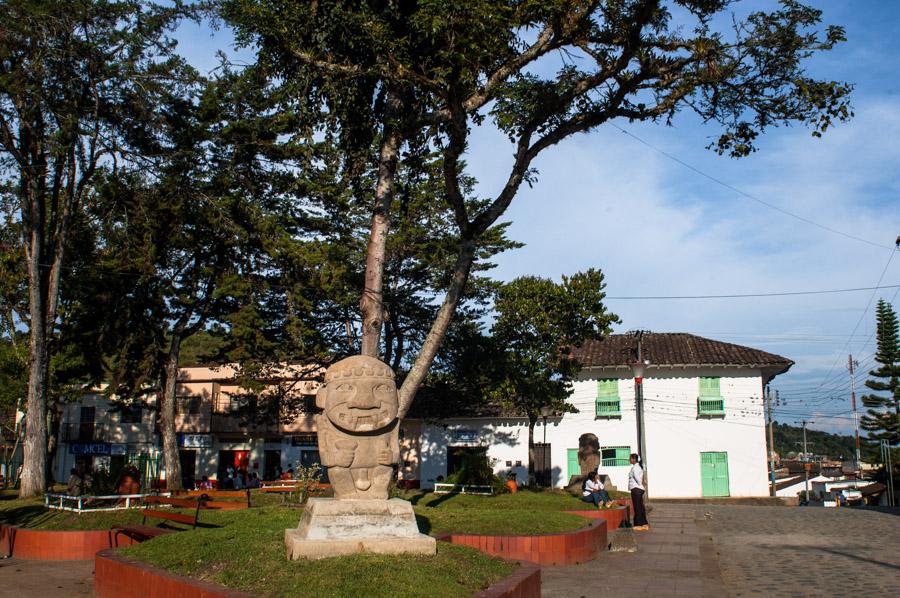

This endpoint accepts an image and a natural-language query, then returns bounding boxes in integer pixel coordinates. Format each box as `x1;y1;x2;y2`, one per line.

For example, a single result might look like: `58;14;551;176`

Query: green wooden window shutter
699;377;721;397
601;446;631;467
596;379;621;417
698;377;725;416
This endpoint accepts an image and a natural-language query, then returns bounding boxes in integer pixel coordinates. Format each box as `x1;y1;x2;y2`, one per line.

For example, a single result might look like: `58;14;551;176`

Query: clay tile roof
571;333;793;375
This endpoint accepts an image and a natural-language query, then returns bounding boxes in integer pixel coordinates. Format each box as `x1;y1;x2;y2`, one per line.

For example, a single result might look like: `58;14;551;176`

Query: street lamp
540;405;552;444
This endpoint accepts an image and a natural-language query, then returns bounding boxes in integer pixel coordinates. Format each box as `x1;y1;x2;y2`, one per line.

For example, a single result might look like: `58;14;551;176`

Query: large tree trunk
398;238;476;417
20;189;49;498
46;400;62;486
359;127;401;358
527;415;537;488
159;336;183;491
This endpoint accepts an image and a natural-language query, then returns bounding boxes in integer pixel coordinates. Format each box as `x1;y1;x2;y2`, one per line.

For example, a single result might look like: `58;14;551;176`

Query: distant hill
773;422;857;460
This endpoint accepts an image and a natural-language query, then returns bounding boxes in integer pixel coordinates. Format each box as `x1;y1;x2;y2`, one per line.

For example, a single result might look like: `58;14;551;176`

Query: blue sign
451;430;479;443
69;442;111;456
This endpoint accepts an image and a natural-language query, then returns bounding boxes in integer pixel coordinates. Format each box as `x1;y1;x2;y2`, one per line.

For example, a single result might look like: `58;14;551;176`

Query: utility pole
765;385;777;496
632;330;649;497
799;420;811;502
848;355;861;469
881;440;895;507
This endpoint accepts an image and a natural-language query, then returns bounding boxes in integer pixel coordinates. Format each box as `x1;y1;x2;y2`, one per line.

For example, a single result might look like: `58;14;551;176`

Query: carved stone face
317;355;399;433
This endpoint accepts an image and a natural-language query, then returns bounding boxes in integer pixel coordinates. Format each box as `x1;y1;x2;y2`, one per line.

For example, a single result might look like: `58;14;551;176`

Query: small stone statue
578;432;602;475
315;355;400;500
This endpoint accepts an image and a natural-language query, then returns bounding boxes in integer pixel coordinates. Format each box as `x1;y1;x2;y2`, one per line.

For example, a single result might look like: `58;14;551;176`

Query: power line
814;248;898;392
608;284;900;300
609;122;894;250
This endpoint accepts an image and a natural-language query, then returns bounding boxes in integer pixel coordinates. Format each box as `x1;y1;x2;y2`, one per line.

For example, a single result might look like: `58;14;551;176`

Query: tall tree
861;299;900;446
222;0;852;419
490;270;618;486
0;0;195;497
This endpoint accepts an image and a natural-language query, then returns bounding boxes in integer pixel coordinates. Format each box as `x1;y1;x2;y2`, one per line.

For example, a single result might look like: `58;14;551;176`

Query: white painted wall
416;366;772;498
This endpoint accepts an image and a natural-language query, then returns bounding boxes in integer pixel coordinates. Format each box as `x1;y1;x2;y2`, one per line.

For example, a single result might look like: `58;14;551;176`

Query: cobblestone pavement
542;504;900;598
704;504;900;596
542;504;726;597
0;558;94;597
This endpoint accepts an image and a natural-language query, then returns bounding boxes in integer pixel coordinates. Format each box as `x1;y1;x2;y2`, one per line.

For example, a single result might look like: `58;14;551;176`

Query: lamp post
540;405;552;444
632;330;650;496
539;406;552;487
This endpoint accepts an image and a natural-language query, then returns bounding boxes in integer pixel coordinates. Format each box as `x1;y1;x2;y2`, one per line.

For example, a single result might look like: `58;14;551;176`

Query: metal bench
433;483;493;495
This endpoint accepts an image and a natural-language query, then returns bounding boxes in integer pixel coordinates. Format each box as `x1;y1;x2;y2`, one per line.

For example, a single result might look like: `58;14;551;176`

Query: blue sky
174;2;900;436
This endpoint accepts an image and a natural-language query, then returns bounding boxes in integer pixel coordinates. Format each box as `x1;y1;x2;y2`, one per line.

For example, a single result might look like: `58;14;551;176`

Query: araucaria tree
223;0;852;418
490;270;618;486
0;0;195;497
861;299;900;446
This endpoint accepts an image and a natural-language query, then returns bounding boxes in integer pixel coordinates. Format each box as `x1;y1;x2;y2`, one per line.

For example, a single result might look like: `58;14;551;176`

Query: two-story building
54;363;322;488
403;333;793;498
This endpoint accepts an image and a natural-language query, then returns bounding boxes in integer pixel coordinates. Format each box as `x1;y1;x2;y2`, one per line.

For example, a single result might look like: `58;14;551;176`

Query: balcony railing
595;398;622;418
697;397;725;418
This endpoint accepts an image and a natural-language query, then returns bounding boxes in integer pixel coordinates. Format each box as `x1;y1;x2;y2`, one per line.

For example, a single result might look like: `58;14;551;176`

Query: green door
700;452;730;497
567;449;580;481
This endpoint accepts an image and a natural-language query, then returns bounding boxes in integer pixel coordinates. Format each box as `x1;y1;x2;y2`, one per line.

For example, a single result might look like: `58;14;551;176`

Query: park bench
183;489;251;509
259;482;302;503
110;496;204;545
433;483;493;496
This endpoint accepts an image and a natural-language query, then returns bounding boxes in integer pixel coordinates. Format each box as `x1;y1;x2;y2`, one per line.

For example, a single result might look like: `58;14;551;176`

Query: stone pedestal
285;498;436;560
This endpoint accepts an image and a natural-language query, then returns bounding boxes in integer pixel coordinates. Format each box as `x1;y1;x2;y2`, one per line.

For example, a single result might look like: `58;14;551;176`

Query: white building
405;333;793;498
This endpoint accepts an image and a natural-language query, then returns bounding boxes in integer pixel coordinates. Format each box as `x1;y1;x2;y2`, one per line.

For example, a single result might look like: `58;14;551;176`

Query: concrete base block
285;497;436;560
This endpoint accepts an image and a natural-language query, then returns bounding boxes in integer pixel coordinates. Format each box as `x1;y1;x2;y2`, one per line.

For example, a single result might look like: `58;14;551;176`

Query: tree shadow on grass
0;504;58;528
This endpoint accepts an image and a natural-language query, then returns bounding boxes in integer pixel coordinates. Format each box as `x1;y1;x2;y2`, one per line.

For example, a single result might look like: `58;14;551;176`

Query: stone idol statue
285;355;436;560
316;355;400;499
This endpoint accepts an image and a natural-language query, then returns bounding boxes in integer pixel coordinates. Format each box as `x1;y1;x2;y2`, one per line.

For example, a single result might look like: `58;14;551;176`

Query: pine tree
860;299;900;446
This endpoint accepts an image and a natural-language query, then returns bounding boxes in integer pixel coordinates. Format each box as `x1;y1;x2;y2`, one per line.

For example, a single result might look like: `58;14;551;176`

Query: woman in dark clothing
628;453;649;530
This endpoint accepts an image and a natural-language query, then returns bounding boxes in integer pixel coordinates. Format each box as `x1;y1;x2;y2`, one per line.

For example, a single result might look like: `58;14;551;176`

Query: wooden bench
110;496;203;545
259;483;301;503
183;489;251;509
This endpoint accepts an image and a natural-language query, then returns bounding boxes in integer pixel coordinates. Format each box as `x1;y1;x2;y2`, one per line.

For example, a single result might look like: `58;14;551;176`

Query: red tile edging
96;548;540;598
0;523;136;560
565;505;628;530
438;519;607;566
473;561;541;598
95;549;256;598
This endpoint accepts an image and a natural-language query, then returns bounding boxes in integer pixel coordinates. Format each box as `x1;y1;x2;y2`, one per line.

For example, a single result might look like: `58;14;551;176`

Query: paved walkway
704;504;900;596
542;503;900;598
542;504;726;597
0;558;94;598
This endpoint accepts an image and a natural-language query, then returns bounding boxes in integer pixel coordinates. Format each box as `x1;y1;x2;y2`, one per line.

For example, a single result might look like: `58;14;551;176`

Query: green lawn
0;488;621;597
121;506;516;598
0;489;284;530
406;489;607;535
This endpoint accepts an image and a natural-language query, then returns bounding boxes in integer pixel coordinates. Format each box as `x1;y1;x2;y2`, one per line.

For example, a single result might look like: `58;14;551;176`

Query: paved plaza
543;503;900;598
0;558;94;598
5;504;900;597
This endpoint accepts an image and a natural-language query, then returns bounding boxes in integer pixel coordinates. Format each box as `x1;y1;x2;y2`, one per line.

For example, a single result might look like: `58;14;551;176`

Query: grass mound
121;506;515;598
407;489;599;535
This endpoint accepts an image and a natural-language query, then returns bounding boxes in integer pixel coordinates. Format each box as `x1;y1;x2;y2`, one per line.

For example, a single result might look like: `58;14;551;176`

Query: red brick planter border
0;523;136;560
473;562;540;598
566;505;628;530
95;550;255;598
95;547;540;598
438;519;607;566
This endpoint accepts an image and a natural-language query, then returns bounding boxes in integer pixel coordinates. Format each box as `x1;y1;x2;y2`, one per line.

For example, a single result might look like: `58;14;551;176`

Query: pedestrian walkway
0;558;94;598
541;504;726;597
